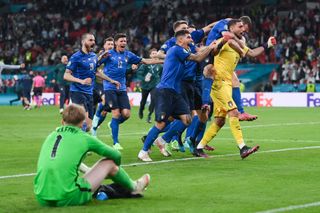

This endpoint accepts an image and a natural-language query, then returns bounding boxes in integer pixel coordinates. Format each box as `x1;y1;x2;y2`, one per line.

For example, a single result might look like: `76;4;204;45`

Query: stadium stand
0;0;319;93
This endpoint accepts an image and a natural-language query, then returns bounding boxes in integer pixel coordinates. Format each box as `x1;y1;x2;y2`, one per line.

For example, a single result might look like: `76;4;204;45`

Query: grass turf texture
0;106;320;213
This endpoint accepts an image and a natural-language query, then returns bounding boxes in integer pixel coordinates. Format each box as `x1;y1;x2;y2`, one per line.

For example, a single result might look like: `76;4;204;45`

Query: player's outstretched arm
0;63;25;70
63;69;92;85
246;36;277;58
228;39;246;57
188;41;217;62
141;58;164;65
156;50;166;59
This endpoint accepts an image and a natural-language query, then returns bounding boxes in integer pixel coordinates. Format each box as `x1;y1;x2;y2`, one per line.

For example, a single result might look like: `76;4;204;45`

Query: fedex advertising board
42;92;320;107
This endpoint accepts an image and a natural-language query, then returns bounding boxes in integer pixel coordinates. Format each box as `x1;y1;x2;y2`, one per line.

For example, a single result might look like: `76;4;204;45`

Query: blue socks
202;78;213;105
186;116;198;139
110;116;128;144
159;121;172;133
232;87;244;113
196;122;206;143
95;102;104;116
110;118;120;144
143;126;161;151
162;120;188;143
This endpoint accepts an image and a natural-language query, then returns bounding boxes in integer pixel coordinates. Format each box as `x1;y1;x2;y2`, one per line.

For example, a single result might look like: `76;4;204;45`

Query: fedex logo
242;93;273;107
42;93;60;105
307;94;320;107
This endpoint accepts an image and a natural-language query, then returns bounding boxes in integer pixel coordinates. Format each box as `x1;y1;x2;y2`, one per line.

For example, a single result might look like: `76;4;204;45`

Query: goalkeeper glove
263;36;277;50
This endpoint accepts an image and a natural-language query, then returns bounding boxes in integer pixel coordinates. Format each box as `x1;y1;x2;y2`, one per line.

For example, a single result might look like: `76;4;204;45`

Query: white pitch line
0;173;36;180
1;145;320;180
99;121;320;137
256;201;320;213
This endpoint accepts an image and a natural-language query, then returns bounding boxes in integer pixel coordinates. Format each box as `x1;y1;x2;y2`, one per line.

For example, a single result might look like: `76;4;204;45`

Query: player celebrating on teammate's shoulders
100;33;163;150
138;29;231;162
195;19;276;159
34;104;150;207
205;16;259;121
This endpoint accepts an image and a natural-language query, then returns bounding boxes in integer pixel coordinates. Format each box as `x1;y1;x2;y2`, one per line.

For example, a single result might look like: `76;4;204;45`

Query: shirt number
51;135;62;158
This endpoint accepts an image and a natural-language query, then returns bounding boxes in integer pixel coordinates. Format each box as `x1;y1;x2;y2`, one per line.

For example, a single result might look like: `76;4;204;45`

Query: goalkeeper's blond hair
62;104;86;126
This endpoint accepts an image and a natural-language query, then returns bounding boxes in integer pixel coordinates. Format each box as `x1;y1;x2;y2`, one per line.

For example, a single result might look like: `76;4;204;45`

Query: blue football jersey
160;29;205;53
66;50;98;94
206;19;229;46
157;45;191;93
101;49;142;91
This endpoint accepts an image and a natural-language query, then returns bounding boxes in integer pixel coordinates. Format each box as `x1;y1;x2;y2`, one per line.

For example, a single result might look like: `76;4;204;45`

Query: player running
100;33;163;150
64;33;120;132
91;37;115;137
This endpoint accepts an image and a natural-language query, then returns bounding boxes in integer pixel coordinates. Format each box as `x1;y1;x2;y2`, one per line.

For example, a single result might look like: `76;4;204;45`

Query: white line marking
256;201;320;213
0;173;36;180
1;145;320;180
98;121;320;137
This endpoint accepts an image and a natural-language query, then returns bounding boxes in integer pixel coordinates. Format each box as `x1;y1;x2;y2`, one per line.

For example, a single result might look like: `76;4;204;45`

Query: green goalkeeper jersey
34;125;121;200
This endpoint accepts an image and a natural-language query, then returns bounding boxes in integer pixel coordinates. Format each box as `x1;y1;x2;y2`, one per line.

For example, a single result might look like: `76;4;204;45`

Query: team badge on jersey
90;63;94;70
161;44;167;49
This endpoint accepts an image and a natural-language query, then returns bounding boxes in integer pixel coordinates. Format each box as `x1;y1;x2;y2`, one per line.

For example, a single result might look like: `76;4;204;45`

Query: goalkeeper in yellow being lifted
195;19;276;159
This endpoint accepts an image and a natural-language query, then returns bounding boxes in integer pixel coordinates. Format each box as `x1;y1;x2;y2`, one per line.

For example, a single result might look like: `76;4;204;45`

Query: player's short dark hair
173;20;188;31
149;48;157;54
174;29;190;38
81;33;94;42
227;19;242;29
189;24;196;29
240;16;252;27
114;33;127;41
103;37;114;44
62;104;86;126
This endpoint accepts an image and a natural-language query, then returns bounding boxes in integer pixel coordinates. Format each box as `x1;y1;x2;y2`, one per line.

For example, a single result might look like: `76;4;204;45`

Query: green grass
0;106;320;213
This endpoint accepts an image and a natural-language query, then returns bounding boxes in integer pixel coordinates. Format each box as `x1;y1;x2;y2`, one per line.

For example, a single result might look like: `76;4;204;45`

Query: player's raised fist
267;36;277;48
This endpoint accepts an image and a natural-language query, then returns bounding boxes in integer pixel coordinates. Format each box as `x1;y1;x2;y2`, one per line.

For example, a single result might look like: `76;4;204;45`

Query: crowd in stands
0;0;320;93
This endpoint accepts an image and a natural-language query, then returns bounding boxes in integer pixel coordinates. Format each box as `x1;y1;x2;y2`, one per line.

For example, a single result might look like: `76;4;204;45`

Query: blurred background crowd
0;0;319;93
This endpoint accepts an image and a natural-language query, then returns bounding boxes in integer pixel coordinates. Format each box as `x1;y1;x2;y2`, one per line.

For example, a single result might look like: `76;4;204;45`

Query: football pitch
0;106;320;213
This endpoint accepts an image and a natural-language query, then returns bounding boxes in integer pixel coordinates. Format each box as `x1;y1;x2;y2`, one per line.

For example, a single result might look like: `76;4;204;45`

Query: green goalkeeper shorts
36;178;92;207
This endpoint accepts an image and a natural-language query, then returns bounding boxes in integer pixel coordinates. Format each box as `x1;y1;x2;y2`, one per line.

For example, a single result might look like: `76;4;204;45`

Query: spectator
264;82;273;92
269;68;279;85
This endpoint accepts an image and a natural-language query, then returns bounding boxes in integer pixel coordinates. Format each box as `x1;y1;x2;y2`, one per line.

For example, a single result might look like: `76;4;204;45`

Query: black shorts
155;88;190;122
93;88;103;106
70;91;94;119
23;89;31;100
104;90;130;110
33;87;43;96
194;84;202;110
181;80;202;111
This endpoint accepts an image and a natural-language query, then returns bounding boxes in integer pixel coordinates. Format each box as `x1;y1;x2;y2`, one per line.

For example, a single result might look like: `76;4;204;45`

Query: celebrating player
63;33;120;132
100;33;163;150
91;37;115;137
196;19;276;158
138;29;228;161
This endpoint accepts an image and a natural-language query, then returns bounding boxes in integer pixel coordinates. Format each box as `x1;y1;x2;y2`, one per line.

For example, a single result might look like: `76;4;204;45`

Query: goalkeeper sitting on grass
34;104;150;207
